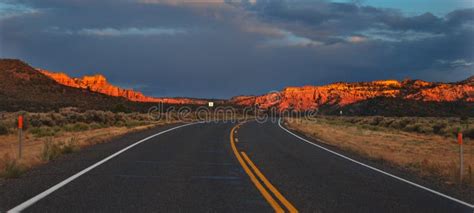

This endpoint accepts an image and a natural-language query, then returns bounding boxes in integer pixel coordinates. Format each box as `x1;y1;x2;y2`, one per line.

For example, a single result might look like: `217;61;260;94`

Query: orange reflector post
18;115;23;129
458;132;463;145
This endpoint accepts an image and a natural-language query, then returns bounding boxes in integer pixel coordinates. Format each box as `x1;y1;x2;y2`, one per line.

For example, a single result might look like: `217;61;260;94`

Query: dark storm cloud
245;0;473;80
249;0;474;35
0;0;473;98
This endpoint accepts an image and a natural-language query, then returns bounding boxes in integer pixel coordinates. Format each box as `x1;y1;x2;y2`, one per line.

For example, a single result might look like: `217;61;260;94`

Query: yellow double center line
230;123;298;213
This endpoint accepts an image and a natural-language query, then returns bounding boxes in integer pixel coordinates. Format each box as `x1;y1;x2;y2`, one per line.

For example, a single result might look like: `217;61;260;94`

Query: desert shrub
432;122;448;134
84;110;107;124
0;154;23;178
28;114;55;127
41;138;79;162
30;127;60;137
63;122;89;132
379;118;395;127
348;117;362;124
464;127;474;139
404;122;432;134
63;112;77;123
369;116;384;126
62;124;74;132
40;114;55;126
63;112;84;123
50;113;66;126
89;122;104;130
102;111;116;125
389;118;412;129
416;125;433;134
356;117;369;125
28;115;43;127
41;139;63;161
360;124;380;131
62;137;79;154
0;122;8;135
59;107;80;114
73;122;89;131
125;120;146;128
114;113;126;123
443;126;459;138
403;124;415;132
114;121;125;127
419;159;443;177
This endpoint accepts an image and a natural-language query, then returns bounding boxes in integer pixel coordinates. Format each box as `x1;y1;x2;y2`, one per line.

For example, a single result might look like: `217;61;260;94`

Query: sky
0;0;473;98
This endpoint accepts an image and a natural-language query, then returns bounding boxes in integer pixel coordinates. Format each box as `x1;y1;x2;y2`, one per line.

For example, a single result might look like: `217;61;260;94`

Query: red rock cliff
230;78;474;111
39;69;208;104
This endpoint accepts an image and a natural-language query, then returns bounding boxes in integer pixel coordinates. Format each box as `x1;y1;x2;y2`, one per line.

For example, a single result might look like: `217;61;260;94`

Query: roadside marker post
18;115;24;159
458;132;463;183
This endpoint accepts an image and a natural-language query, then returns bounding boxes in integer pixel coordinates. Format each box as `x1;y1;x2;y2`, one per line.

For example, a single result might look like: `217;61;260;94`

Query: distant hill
0;59;143;112
0;59;220;112
1;58;472;116
230;77;474;116
39;70;209;105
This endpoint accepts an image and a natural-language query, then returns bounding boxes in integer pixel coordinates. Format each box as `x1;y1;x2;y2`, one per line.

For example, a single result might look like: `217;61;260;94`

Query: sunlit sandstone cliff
38;68;473;111
230;78;474;111
39;69;208;105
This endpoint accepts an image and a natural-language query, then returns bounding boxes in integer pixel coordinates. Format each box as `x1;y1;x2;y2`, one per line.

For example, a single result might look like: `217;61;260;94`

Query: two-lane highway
7;122;270;212
3;120;473;212
234;120;473;212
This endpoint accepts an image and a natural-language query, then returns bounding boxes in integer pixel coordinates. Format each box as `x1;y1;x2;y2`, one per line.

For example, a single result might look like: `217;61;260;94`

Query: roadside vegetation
285;116;473;188
311;116;474;138
0;108;179;179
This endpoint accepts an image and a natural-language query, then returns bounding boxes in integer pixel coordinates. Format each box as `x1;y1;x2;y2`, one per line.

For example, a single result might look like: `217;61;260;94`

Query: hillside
0;59;159;112
39;70;209;105
230;78;474;116
1;58;472;116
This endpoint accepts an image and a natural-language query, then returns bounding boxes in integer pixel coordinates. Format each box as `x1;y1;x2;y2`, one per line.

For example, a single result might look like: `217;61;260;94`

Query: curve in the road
230;122;298;213
277;118;474;210
7;122;203;213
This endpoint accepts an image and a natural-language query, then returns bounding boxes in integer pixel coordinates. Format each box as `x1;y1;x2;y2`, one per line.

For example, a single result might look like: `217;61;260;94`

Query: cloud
0;1;38;19
0;0;472;98
138;0;258;5
359;29;444;42
139;0;224;4
239;22;322;47
262;30;323;47
437;59;474;68
76;27;187;36
347;35;367;43
246;1;474;37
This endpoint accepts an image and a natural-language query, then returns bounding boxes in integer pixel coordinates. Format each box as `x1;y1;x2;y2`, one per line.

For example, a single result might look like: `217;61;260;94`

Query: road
1;120;473;212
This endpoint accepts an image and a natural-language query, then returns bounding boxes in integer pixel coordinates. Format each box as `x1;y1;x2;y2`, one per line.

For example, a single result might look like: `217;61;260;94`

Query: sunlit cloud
347;35;368;43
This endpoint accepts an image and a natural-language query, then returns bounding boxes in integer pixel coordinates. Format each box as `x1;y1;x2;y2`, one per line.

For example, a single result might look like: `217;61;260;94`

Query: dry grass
312;116;474;138
0;107;246;178
0;115;176;178
286;118;474;186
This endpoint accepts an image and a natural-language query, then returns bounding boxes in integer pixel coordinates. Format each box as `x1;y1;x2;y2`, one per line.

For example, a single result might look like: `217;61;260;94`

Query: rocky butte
39;69;208;105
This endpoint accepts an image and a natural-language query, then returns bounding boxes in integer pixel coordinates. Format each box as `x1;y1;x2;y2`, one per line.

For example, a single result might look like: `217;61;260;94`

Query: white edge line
8;122;203;213
277;118;474;209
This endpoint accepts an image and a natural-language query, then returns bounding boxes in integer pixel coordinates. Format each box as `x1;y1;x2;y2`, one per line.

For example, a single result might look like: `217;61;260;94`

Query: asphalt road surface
1;120;473;212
